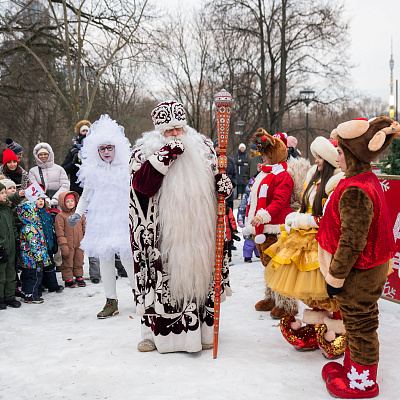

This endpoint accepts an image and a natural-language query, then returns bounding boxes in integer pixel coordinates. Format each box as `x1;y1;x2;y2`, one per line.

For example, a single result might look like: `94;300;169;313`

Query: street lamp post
299;89;315;159
236;120;246;136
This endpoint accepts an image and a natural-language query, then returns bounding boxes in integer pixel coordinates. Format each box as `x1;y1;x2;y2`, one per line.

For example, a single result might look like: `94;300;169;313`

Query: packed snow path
1;240;399;399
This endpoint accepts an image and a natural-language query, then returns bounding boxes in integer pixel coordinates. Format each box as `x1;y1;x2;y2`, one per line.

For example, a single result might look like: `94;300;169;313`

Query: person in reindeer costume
68;115;136;318
316;117;399;398
129;101;232;353
265;136;346;359
243;128;298;319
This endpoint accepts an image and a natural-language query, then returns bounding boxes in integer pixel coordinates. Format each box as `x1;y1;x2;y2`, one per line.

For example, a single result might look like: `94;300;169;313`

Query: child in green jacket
0;182;20;309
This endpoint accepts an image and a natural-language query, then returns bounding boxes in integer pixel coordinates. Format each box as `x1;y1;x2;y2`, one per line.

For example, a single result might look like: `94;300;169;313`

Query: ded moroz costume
316;117;399;399
129;101;232;353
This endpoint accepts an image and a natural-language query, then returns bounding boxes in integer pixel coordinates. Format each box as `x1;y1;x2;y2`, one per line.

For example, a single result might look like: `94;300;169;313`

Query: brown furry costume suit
316;117;399;398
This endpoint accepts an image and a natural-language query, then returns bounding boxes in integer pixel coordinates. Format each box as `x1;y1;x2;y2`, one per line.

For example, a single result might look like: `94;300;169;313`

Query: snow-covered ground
1;238;400;400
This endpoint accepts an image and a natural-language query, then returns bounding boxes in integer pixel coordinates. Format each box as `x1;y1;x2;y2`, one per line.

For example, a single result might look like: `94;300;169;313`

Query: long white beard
158;133;217;304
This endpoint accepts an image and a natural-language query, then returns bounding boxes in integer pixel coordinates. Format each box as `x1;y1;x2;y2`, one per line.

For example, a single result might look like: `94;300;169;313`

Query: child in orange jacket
54;191;85;288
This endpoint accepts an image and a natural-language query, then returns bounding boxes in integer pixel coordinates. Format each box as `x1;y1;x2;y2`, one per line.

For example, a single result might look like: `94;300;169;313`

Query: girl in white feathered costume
68;114;135;318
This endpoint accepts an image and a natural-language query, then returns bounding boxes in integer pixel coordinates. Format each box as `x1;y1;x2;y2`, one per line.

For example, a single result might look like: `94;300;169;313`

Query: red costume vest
316;172;396;269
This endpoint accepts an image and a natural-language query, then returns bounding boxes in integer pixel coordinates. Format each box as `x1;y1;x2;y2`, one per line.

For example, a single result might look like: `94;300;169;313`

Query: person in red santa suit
129;101;232;353
316;117;399;399
242;128;298;319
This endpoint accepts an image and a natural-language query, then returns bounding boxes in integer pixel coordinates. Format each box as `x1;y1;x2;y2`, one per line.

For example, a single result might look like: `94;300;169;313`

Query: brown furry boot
255;298;275;311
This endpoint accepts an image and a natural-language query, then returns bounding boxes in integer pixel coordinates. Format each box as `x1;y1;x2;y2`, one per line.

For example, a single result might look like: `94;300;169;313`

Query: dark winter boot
0;298;7;310
75;277;86;287
97;299;119;319
65;280;77;288
15;281;23;297
5;297;21;308
48;285;64;293
326;358;379;398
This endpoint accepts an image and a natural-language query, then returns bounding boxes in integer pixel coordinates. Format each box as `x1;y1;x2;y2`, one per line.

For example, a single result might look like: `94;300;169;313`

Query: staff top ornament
214;89;232;108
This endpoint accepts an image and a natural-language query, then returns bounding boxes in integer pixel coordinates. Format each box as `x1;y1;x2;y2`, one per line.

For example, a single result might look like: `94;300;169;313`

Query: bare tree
1;0;152;122
206;0;351;134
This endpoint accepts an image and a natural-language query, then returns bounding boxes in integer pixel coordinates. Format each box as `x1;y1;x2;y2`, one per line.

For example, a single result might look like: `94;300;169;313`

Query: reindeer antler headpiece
331;117;400;163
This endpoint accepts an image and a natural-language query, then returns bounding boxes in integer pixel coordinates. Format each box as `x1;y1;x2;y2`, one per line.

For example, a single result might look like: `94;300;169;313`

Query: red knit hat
2;149;18;166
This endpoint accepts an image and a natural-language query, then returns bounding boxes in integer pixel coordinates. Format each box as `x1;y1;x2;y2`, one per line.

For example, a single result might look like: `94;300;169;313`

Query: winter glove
296;214;319;230
0;246;8;263
150;139;185;171
284;212;300;234
60;245;69;258
68;213;81;227
327;284;342;299
36;261;44;271
215;173;233;197
232;234;241;242
49;198;59;207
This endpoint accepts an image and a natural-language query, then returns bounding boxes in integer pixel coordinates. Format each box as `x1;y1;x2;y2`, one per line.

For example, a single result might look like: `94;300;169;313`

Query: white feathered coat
29;143;70;201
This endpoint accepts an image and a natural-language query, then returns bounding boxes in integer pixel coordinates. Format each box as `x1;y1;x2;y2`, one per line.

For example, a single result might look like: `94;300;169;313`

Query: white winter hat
239;143;246;149
80;125;90;133
0;178;16;191
310;136;338;168
36;147;49;155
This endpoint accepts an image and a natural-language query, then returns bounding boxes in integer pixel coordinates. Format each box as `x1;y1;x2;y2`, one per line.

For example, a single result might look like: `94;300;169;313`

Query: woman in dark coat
235;143;249;199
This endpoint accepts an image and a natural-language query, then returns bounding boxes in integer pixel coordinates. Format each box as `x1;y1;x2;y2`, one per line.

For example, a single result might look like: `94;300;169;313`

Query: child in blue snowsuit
36;196;64;293
18;201;52;303
237;177;259;262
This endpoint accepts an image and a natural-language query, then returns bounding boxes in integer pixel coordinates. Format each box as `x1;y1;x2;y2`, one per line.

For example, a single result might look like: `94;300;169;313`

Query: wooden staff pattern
213;88;232;359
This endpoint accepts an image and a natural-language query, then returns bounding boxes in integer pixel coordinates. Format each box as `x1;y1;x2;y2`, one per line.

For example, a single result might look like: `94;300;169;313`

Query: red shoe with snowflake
326;358;379;398
322;348;350;382
280;314;318;351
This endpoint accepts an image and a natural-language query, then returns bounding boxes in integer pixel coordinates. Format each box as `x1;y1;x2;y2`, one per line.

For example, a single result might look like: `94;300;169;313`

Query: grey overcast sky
166;0;400;103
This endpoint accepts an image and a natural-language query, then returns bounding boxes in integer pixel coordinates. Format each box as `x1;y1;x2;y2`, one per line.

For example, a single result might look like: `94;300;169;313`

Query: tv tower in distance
389;37;395;119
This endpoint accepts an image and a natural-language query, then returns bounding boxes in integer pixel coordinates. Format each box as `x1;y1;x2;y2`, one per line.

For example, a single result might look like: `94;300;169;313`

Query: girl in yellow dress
264;136;346;358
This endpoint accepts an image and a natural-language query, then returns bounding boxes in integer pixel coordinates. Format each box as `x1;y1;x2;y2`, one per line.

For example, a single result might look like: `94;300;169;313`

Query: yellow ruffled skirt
264;226;330;303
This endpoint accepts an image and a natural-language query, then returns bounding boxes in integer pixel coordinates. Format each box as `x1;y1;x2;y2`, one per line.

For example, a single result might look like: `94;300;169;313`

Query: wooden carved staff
213;88;233;359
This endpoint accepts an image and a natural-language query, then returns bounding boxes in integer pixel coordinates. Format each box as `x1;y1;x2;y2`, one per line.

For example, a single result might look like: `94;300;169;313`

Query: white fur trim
324;316;346;334
310;136;339;168
303;309;331;324
148;153;169;175
244;171;268;235
262;224;282;235
255;234;266;244
257;209;271;224
325;169;345;195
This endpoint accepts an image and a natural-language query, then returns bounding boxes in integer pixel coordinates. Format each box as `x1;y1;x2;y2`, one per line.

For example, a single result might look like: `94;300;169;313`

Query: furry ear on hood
332;116;400;164
251;128;287;164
